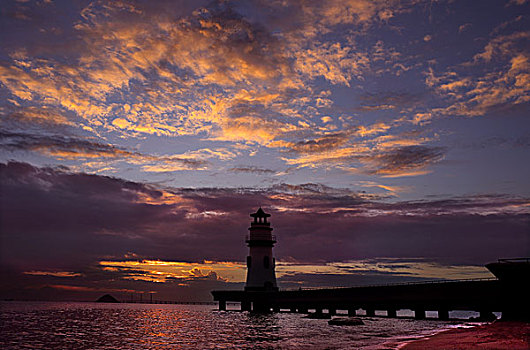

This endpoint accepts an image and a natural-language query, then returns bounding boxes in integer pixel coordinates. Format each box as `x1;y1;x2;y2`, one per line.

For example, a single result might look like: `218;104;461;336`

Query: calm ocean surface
0;301;483;349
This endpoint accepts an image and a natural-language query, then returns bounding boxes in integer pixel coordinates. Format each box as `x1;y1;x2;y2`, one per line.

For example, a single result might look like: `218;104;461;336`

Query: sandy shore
401;321;530;349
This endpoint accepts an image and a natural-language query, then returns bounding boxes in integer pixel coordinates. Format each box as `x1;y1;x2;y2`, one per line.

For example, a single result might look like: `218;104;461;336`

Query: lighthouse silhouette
245;207;278;291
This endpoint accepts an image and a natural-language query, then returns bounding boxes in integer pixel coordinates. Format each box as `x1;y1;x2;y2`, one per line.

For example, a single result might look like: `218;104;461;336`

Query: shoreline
400;321;530;349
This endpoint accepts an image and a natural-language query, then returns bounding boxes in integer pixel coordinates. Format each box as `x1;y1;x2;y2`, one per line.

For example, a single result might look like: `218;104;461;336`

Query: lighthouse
245;207;278;291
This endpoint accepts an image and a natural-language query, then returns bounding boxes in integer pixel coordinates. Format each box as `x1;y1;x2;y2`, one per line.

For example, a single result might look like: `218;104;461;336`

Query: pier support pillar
387;309;397;318
290;307;297;313
366;309;375;317
219;300;226;311
479;310;495;321
438;309;449;320
241;300;251;311
253;303;271;313
414;309;426;320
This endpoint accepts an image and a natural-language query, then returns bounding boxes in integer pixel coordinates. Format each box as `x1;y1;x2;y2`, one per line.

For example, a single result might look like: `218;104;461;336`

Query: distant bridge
123;300;218;305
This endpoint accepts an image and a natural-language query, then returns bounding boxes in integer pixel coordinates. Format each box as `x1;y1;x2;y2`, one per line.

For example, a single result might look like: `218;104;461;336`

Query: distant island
96;294;119;303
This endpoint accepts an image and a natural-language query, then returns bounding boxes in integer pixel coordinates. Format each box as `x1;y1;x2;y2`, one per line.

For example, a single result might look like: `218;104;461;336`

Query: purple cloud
1;161;528;300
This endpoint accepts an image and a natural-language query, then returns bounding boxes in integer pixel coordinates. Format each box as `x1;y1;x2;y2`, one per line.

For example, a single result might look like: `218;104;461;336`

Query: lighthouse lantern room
245;207;278;291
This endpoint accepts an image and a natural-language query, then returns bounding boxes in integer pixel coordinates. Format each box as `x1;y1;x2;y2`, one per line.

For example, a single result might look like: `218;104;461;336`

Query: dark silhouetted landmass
96;294;119;303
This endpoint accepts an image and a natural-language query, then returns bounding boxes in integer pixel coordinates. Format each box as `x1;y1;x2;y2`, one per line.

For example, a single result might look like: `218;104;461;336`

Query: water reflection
244;313;282;343
1;302;467;349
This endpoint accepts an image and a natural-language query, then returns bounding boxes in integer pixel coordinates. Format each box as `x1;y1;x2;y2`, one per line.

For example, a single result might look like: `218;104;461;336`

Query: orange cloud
276;259;492;281
293;42;369;86
24;271;82;277
426;31;529;117
98;260;246;283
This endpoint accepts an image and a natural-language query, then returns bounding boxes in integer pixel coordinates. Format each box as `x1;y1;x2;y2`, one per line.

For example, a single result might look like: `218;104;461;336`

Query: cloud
473;31;529;62
360;145;446;177
1;1;529;300
23;271;82;278
0;0;426;155
0;0;301;144
0;0;460;186
228;166;275;174
98;260;235;283
278;132;350;154
0;130;135;159
289;0;415;31
1;162;529;299
293;42;369;86
0;130;208;171
357;123;391;137
357;91;424;111
276;258;493;288
425;31;529;117
274;128;440;177
2;105;74;127
458;23;472;33
355;180;406;195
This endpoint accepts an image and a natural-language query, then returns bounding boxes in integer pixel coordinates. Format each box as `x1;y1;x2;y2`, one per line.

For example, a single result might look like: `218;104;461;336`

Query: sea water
0;302;483;349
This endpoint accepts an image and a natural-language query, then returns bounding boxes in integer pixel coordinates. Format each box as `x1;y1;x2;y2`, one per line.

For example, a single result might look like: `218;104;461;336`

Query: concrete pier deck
212;278;529;320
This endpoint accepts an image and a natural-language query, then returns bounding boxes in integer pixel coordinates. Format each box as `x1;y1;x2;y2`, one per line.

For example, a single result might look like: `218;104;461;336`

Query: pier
212;209;529;321
212;277;529;320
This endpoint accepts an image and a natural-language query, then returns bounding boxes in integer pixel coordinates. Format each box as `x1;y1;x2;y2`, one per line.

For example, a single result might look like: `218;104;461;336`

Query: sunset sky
1;0;529;301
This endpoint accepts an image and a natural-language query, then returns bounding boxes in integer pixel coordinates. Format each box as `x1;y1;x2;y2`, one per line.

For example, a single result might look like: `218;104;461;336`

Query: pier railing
497;258;530;263
281;277;498;291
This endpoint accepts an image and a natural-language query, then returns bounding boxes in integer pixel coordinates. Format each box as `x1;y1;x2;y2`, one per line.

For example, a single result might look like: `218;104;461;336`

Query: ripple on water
1;302;464;349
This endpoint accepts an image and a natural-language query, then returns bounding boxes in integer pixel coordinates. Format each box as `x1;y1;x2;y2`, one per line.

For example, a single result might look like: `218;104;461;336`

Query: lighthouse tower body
245;208;278;291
